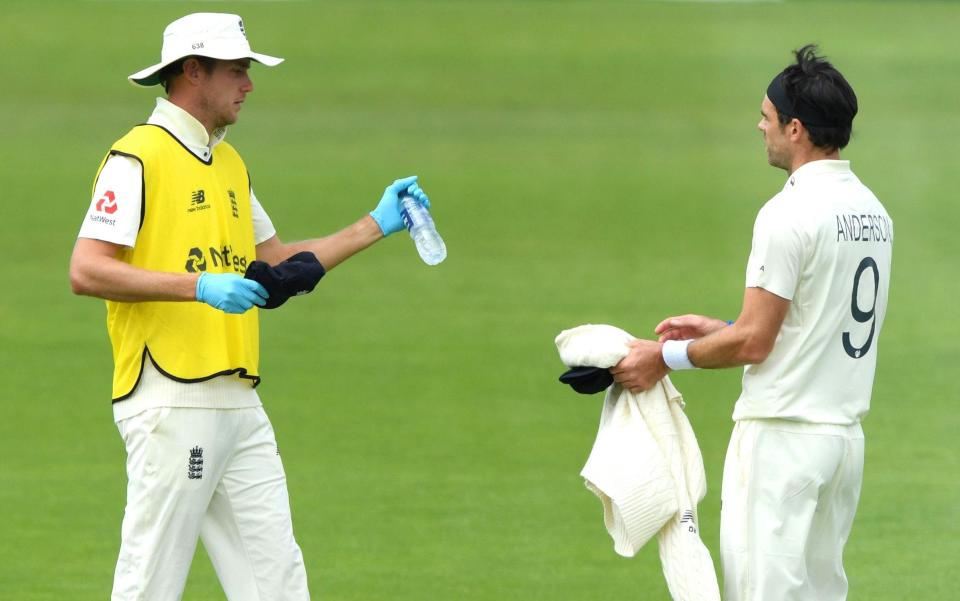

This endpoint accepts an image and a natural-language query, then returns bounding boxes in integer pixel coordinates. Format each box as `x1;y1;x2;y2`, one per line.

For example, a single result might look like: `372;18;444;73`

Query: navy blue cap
244;251;325;309
559;366;614;395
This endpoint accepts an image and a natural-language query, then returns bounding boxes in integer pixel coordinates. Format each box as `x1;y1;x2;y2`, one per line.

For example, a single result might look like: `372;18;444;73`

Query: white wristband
662;339;697;370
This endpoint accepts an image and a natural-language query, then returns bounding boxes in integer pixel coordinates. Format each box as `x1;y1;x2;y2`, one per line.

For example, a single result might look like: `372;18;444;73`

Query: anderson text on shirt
836;213;892;243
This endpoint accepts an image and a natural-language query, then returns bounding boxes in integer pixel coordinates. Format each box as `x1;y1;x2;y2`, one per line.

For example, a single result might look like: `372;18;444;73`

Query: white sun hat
128;13;284;87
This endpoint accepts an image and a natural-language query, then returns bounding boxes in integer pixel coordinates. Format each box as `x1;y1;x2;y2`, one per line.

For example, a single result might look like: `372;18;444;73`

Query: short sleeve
744;196;805;300
77;154;144;247
249;187;276;244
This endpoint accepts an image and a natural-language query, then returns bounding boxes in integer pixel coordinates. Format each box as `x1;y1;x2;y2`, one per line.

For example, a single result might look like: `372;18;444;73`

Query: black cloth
559;366;614;395
244;251;326;309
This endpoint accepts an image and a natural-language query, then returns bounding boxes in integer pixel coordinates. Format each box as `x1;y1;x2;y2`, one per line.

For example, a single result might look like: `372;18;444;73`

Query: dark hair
157;55;217;93
776;44;858;151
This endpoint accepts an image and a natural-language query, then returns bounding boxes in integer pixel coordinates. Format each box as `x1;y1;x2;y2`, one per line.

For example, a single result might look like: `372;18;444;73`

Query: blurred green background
1;1;957;599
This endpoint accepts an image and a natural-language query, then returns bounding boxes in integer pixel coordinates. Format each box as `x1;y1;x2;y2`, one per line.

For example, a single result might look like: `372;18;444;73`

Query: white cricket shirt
78;97;276;247
734;160;893;425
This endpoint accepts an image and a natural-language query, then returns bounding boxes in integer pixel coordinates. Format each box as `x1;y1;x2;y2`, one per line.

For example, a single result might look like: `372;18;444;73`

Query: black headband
766;72;842;128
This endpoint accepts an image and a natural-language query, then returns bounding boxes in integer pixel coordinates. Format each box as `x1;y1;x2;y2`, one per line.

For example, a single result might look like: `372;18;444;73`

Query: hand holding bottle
370;175;430;236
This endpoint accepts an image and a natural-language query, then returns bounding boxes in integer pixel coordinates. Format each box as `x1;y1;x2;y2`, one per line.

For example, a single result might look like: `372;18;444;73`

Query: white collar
784;159;851;189
146;97;227;162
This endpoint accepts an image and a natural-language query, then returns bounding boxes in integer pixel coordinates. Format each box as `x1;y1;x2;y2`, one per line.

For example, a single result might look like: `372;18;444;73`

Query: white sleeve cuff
250;188;277;245
662;339;697;371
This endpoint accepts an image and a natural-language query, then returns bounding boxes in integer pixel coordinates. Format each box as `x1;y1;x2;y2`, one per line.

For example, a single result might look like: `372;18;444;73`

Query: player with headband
611;44;893;601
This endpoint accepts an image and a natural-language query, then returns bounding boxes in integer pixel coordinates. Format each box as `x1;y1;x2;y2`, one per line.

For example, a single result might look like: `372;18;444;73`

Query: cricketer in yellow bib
71;14;435;598
99;124;259;401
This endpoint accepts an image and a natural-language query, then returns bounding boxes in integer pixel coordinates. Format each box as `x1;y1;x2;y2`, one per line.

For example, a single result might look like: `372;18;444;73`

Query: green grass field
1;0;958;599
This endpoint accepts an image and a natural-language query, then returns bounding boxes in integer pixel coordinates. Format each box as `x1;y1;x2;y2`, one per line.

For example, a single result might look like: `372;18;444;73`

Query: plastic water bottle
400;194;446;265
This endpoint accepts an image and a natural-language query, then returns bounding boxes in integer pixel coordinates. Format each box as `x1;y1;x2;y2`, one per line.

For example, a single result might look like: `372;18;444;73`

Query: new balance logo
188;190;210;214
680;510;697;533
188;446;204;480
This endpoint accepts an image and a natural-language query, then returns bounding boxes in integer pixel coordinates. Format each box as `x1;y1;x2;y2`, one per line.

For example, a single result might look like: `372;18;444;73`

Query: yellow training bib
98;125;260;401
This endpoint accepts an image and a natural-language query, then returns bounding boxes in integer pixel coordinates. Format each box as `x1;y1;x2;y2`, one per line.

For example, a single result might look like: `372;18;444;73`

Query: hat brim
128;51;284;87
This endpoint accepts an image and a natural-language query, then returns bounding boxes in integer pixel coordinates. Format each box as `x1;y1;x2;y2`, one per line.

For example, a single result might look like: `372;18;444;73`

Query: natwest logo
96;190;118;214
184;245;250;273
184;247;208;273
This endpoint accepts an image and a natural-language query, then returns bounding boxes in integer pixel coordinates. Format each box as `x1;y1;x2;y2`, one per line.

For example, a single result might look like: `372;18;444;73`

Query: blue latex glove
196;272;269;314
369;175;431;236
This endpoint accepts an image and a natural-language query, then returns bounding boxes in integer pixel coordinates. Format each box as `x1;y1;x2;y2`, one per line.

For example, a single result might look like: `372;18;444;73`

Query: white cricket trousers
720;418;864;601
112;406;310;601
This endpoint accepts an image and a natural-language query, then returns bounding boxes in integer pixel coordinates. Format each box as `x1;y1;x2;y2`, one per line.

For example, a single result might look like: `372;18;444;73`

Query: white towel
556;324;720;601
